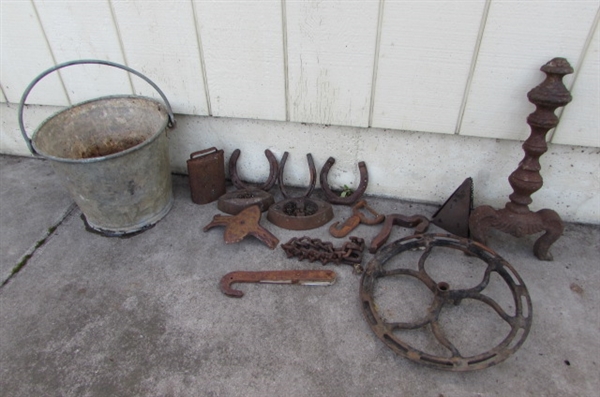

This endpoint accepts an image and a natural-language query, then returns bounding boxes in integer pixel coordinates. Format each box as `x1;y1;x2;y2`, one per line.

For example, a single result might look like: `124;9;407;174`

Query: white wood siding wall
1;0;598;147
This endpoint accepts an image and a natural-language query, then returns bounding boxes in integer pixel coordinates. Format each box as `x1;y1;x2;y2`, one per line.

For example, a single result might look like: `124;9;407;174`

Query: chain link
281;236;365;274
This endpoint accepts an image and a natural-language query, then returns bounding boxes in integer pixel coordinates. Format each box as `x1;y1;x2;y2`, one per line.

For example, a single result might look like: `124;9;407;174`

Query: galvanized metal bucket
19;60;177;236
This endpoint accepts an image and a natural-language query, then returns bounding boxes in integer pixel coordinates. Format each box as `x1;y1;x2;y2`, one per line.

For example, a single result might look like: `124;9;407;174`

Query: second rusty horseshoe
278;152;317;199
320;157;369;205
229;148;279;191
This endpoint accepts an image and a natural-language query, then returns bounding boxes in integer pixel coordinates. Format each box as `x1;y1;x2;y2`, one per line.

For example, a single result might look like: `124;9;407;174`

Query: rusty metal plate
267;197;333;230
360;233;532;371
431;177;473;238
204;205;279;249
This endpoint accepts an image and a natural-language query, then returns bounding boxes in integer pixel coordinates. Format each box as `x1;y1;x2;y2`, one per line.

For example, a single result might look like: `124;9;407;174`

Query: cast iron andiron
469;58;573;261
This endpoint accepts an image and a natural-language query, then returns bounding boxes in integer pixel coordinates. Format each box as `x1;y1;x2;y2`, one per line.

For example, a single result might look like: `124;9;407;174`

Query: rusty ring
278;152;316;199
360;233;532;371
229;149;279;191
319;157;368;205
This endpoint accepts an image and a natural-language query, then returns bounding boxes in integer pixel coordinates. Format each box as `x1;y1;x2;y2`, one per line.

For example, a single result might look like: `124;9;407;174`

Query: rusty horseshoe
278;152;317;199
320;157;369;205
329;200;385;238
229;148;279;191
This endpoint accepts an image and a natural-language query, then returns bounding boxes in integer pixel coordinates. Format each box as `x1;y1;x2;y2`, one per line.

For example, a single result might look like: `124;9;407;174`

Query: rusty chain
281;236;365;274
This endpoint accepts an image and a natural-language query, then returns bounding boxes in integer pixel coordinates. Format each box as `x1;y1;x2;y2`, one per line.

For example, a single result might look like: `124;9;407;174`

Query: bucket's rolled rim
31;95;170;164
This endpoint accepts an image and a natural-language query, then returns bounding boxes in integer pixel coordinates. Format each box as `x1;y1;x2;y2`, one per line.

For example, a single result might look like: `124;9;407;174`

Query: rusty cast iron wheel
360;234;532;371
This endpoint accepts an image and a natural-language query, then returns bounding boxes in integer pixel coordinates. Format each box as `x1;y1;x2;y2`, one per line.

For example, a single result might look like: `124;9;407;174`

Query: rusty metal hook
229;148;279;191
278;152;317;199
320;157;369;205
329;200;385;238
368;213;430;253
220;270;337;298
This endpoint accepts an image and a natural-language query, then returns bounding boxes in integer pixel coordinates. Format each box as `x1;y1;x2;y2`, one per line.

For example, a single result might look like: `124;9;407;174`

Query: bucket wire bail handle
18;59;177;155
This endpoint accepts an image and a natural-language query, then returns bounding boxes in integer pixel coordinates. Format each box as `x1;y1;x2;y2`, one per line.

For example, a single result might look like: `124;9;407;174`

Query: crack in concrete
1;204;77;287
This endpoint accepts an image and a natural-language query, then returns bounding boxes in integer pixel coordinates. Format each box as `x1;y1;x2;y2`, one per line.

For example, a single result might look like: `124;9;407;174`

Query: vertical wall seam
549;6;599;143
454;0;491;135
31;0;72;106
191;0;212;116
281;0;290;121
107;0;134;94
1;83;9;103
368;0;385;128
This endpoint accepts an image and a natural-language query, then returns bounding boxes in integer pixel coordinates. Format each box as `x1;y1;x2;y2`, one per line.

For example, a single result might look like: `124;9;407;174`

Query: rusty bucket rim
30;94;169;164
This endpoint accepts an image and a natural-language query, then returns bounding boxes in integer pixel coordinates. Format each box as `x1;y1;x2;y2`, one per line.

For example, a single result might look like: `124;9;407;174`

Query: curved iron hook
278;152;317;199
229;149;279;191
329;200;385;238
320;157;369;205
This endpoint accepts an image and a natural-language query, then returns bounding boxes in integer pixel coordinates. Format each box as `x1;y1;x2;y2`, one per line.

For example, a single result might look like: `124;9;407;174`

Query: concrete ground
0;154;598;397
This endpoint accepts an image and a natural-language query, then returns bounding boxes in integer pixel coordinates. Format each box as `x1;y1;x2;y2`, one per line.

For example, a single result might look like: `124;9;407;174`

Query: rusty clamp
329;200;384;238
369;214;430;254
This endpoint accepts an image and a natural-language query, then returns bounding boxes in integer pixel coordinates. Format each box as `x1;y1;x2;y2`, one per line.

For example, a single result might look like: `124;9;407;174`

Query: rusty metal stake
469;58;573;261
329;199;384;238
204;205;279;249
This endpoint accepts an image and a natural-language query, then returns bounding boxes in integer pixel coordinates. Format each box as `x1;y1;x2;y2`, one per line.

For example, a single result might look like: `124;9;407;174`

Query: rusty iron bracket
229;148;279;191
220;269;336;298
329;199;385;238
203;205;279;249
369;213;430;254
320;157;368;205
268;152;333;230
469;58;572;261
360;234;532;371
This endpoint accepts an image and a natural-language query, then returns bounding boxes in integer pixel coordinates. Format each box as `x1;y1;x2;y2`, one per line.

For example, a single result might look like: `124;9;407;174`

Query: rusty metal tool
329;199;384;238
369;214;430;254
203;205;279;249
220;269;337;298
320;157;369;205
